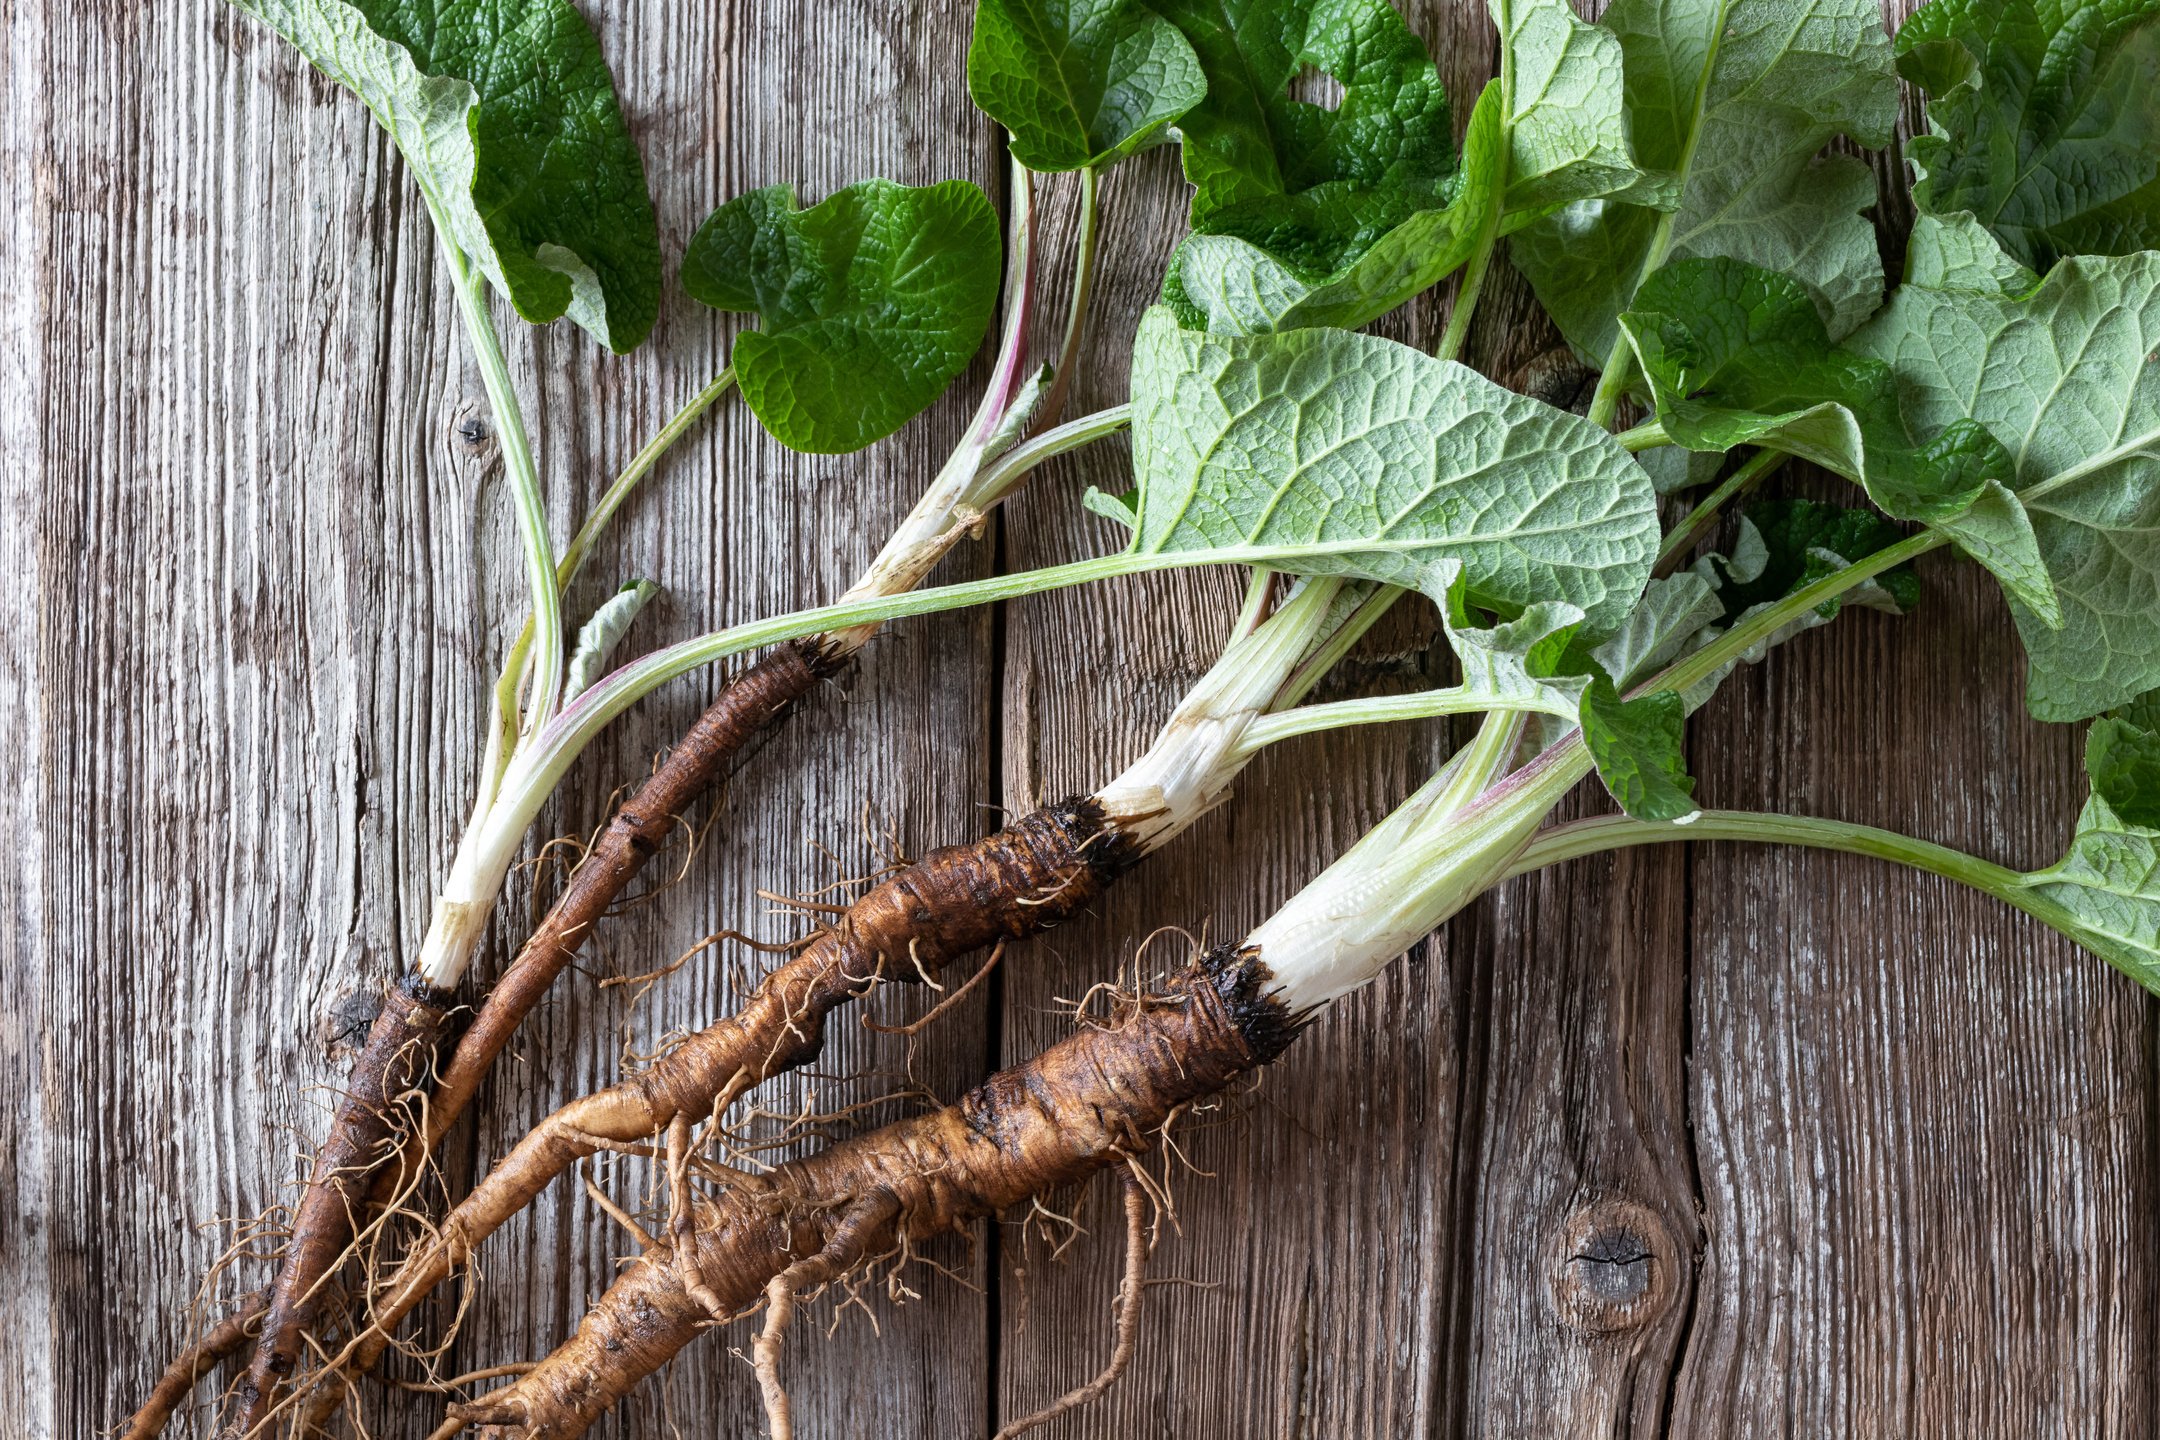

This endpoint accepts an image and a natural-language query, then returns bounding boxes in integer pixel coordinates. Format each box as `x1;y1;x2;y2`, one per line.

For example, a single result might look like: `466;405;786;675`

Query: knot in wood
455;407;493;454
1544;1197;1680;1334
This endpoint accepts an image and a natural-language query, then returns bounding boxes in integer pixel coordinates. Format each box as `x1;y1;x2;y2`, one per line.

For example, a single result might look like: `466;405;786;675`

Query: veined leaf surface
681;180;1002;455
1899;0;2160;271
235;0;662;352
1122;308;1661;632
1513;0;1898;361
968;0;1206;171
1619;256;2056;620
2021;695;2160;989
1852;244;2160;720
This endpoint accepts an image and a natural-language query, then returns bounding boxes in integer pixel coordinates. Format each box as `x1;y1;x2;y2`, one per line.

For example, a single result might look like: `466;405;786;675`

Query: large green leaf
968;0;1206;172
235;0;661;353
1117;308;1661;632
1898;0;2160;271
1491;0;1678;226
2018;695;2160;989
1618;256;2057;620
1851;245;2160;720
1512;0;1898;362
681;181;1003;455
1147;0;1455;275
1166;84;1503;335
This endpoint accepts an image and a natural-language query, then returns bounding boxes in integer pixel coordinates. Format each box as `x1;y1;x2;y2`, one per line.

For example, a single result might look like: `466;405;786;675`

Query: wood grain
3;0;2153;1437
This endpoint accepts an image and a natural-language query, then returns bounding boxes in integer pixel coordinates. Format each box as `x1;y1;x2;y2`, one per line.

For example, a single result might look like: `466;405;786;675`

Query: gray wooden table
4;1;2153;1436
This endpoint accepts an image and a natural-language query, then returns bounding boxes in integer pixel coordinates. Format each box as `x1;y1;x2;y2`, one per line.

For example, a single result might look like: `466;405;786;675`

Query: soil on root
343;797;1138;1399
448;945;1297;1438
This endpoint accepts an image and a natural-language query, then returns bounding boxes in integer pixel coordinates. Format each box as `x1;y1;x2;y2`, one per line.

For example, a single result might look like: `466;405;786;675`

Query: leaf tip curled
1082;485;1140;530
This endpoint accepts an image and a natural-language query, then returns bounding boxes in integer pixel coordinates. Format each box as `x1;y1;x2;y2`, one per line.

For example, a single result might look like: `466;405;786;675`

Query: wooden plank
7;2;997;1435
10;0;2158;1435
423;4;1001;1434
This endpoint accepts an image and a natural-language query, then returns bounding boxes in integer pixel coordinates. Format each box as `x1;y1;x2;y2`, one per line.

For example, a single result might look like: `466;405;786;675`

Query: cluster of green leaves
1898;0;2160;272
1548;0;2160;985
1513;0;1900;362
1161;0;1676;336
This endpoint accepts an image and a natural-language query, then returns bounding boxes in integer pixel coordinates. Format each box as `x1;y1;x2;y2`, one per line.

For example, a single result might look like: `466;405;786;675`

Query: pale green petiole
1647;527;1946;700
482;367;744;805
436;226;565;745
1654;447;1786;568
1232;683;1561;759
561;368;739;594
1502;808;2028;896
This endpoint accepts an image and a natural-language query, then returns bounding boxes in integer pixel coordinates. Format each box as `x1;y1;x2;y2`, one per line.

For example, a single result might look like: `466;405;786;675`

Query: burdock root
228;974;456;1433
122;1290;268;1440
218;641;827;1437
417;639;831;1162
448;945;1299;1438
347;798;1137;1392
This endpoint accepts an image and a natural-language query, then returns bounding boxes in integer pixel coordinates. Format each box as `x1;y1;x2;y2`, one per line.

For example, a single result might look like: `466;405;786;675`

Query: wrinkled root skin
416;640;830;1166
123;1290;266;1440
228;974;456;1435
357;797;1136;1381
453;947;1295;1437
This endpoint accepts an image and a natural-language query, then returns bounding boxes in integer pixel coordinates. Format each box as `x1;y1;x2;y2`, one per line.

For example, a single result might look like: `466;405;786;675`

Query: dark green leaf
681;180;1003;455
235;0;662;352
1164;82;1504;334
1148;0;1455;276
1163;0;1673;337
968;0;1206;171
1898;0;2160;271
1580;677;1698;821
2089;710;2160;828
1710;498;1921;619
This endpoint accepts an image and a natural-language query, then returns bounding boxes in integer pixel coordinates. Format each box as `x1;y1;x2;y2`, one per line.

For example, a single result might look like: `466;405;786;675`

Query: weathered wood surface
2;0;2152;1437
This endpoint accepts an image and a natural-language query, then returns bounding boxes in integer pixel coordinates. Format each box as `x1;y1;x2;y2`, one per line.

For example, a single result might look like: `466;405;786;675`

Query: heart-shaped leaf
682;180;1003;455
